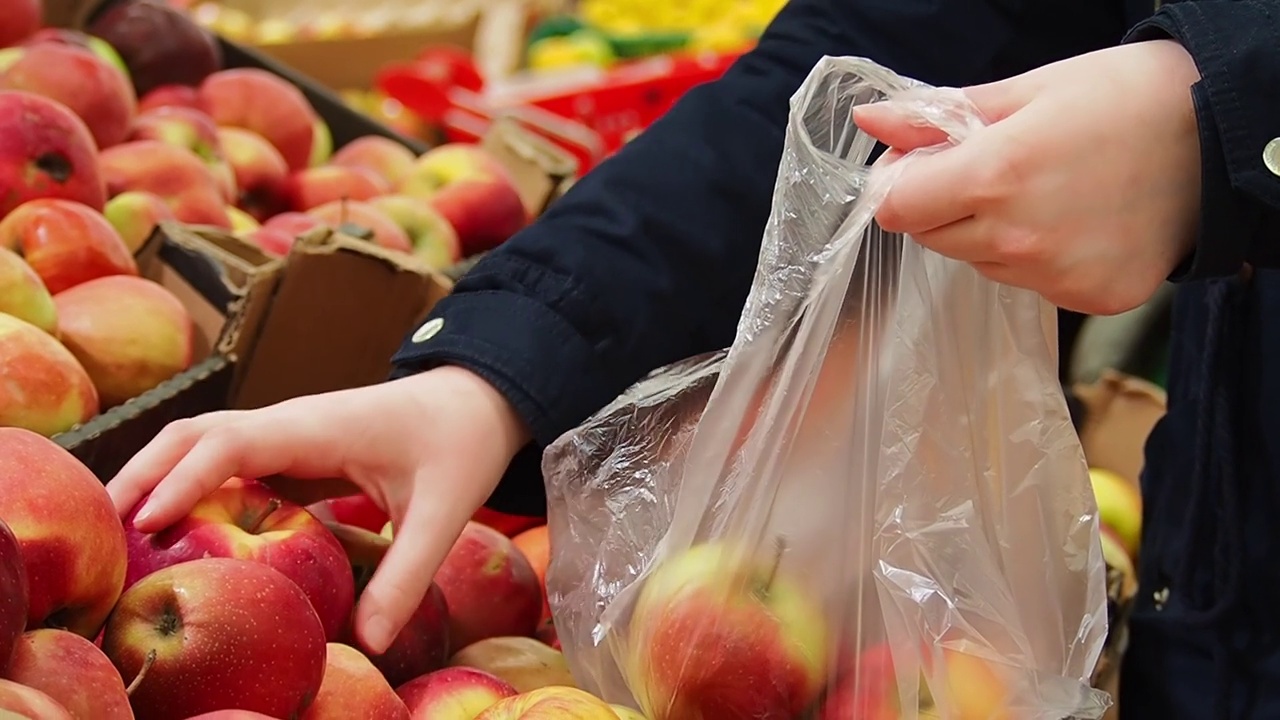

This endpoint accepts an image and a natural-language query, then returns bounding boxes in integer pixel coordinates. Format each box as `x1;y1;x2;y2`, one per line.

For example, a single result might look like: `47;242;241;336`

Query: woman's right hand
105;365;531;654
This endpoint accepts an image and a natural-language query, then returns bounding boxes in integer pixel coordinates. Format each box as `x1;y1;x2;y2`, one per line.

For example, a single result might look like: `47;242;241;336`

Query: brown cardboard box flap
1074;369;1167;486
482;117;580;217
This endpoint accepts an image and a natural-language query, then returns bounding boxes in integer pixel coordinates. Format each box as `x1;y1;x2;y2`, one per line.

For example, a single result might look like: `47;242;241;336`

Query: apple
818;642;912;720
1089;467;1142;557
263;211;324;237
926;648;1011;720
353;582;451;688
21;30;130;81
0;198;138;295
217;127;289;222
123;477;355;641
0;315;99;436
396;667;518;720
99;140;232;228
1100;525;1138;600
370;195;462;269
284;165;389;212
87;0;223;96
449;637;575;694
474;687;618;719
241;227;296;258
626;542;828;719
399;144;527;257
311;119;333;168
54;275;195;409
102;558;327;720
185;713;276;720
128;106;235;201
199;69;318;171
0;519;27;673
0;678;72;719
0;0;40;48
610;705;646;720
138;85;201;114
0;428;126;636
301;643;410;720
511;526;551;621
332;136;418;187
306;494;389;534
227;206;260;234
190;4;256;43
5;629;132;719
471;508;545;538
308;200;413;253
0;91;107;218
533;618;559;651
434;522;543;649
103;191;176;254
0;247;55;334
0;43;136;150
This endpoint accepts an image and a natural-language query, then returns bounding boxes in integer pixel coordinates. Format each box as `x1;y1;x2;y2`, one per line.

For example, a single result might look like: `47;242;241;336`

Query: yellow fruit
611;704;648;720
1089;467;1143;557
689;22;752;53
1099;526;1138;600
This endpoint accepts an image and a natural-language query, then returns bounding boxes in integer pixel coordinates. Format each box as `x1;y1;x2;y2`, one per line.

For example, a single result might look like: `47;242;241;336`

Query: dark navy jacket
391;1;1280;715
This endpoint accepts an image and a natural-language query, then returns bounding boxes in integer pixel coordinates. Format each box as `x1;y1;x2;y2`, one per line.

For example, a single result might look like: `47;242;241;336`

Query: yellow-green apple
0;315;99;436
0;678;72;719
217;128;289;222
370;195;461;269
5;629;132;720
21;30;130;81
399;144;527;257
0;198;138;295
99;140;232;228
0;43;136;150
227;207;259;234
474;687;618;719
198;69;317;171
85;0;222;97
103;191;176;254
137;85;200;114
610;705;646;720
626;542;828;719
1089;467;1142;557
396;667;518;720
284;165;389;212
0;247;55;334
332;136;418;187
310;119;333;168
308;200;412;253
128;106;235;201
350;582;450;688
0;519;27;672
0;91;107;218
306;495;389;534
0;428;125;635
122;477;355;641
102;557;327;720
449;637;575;694
300;643;410;720
0;0;40;48
53;275;195;409
240;227;296;259
433;522;543;649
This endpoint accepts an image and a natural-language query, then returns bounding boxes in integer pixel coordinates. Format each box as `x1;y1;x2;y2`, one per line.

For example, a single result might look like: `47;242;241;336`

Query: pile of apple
0;426;651;719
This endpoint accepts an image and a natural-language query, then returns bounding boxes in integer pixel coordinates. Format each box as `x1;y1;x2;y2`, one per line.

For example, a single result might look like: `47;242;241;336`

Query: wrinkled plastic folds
542;56;1110;720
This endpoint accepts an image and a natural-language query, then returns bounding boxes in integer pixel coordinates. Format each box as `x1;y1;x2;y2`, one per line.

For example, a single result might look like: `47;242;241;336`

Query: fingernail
363;613;393;654
133;503;154;526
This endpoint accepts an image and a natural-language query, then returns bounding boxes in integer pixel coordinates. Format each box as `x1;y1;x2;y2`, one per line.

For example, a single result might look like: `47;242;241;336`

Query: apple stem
125;649;156;696
763;536;788;595
245;498;283;534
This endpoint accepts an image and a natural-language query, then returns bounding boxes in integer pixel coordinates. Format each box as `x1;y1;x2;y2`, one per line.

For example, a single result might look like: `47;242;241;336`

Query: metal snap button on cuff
412;318;445;343
1265;138;1280;176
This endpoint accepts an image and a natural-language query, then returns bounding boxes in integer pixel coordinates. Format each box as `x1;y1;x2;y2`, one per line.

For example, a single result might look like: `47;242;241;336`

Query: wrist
397;365;533;461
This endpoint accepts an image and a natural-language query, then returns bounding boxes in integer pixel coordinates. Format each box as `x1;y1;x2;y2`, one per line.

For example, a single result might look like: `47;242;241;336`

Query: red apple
0;0;40;48
0;43;136;149
262;211;324;237
99;140;231;228
399;144;527;257
217;127;289;221
533;619;559;652
474;686;619;719
138;85;201;114
241;227;296;258
397;667;518;720
0;199;137;295
301;643;410;720
471;508;545;538
87;0;222;96
285;165;388;212
128;106;234;201
0;314;99;436
123;477;355;641
349;582;450;688
21;30;129;81
185;713;275;720
370;195;462;269
103;191;177;254
0;678;72;719
433;522;543;650
331;136;418;187
0;91;106;217
0;519;27;673
54;275;196;409
0;428;126;637
102;558;327;720
818;642;907;720
5;629;132;720
306;494;389;534
308;200;412;253
0;246;56;334
199;69;318;171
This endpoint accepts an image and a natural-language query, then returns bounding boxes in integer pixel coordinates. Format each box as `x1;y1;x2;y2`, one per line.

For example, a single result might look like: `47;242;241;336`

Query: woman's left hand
854;39;1203;315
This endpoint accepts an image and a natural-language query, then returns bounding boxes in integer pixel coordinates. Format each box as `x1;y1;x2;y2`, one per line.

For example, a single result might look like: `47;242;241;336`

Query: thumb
852;78;1030;151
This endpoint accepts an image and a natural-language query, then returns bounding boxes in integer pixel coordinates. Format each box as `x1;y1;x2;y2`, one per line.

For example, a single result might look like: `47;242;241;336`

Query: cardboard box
53;223;282;480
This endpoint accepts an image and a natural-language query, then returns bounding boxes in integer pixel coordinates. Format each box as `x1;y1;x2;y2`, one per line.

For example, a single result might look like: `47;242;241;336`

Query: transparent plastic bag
542;56;1110;720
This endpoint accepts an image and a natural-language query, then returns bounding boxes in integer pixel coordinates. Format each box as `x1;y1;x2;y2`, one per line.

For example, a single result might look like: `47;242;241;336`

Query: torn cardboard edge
1072;369;1167;488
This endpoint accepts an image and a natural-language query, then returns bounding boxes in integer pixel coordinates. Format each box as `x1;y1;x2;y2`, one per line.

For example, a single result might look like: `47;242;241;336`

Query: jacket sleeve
390;0;1051;516
1126;2;1280;280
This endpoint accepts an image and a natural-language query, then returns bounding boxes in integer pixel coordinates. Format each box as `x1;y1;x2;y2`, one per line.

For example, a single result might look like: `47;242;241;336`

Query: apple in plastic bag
626;542;827;719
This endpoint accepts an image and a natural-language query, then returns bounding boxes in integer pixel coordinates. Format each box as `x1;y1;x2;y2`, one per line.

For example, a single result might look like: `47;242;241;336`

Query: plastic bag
542;56;1111;720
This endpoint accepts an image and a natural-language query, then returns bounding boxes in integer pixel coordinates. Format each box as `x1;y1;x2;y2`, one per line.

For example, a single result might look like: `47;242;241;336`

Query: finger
910;215;1001;264
354;483;469;653
106;412;234;517
260;475;365;508
875;136;997;234
852;102;951;151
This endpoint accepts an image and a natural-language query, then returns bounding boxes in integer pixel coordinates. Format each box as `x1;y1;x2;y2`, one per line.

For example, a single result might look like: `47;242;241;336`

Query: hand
853;40;1203;315
105;366;530;653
